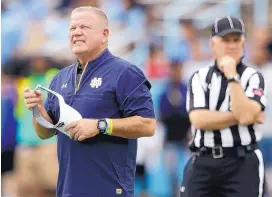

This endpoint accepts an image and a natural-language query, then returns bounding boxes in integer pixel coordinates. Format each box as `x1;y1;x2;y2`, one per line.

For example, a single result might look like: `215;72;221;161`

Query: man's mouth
226;51;237;54
73;40;85;44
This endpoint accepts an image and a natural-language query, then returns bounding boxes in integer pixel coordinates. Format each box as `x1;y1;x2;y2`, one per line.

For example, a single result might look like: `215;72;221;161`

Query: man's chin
72;49;86;56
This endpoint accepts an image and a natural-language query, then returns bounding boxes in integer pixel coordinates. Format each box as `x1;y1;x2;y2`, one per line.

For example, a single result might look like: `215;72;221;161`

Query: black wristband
227;75;240;83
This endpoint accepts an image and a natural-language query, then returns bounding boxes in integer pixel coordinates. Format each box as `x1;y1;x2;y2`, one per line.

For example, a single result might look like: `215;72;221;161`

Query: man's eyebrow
81;23;92;27
232;36;242;40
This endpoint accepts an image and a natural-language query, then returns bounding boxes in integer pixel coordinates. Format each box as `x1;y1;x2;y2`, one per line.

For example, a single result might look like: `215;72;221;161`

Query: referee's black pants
180;148;265;197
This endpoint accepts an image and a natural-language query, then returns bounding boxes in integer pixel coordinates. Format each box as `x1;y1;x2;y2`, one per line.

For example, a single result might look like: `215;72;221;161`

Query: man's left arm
112;65;156;138
229;72;266;125
110;116;156;138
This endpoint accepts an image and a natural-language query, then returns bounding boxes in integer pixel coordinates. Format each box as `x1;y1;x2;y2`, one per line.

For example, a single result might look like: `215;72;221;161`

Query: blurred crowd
1;0;272;197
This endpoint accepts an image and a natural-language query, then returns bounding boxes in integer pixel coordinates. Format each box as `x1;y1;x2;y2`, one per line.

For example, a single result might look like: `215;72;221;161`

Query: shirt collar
76;48;112;70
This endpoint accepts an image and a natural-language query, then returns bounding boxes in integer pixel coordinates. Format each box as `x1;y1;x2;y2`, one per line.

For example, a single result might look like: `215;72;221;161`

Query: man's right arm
32;106;56;139
24;87;56;139
189;109;237;130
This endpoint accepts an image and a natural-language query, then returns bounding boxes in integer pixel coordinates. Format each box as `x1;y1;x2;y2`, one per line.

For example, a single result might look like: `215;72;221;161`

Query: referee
181;16;267;197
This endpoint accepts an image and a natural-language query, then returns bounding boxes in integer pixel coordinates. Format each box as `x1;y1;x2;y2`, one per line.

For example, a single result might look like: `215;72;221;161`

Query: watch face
99;120;107;130
234;75;240;80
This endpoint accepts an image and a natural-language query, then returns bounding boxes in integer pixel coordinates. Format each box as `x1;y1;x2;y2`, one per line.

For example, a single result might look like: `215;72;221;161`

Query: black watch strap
228;78;238;83
227;75;240;83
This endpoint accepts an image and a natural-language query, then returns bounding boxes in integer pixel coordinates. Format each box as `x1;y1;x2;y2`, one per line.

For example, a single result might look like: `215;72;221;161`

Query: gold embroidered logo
116;188;122;194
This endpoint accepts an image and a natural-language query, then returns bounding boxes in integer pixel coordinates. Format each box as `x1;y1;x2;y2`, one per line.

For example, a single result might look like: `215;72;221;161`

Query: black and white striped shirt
186;61;267;148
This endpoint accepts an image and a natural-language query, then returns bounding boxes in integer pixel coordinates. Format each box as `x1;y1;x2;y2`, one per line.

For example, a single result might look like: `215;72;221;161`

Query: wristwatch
97;119;108;134
227;74;240;83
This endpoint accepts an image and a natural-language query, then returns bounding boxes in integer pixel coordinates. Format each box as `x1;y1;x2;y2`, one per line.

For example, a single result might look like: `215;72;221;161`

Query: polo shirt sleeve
186;71;208;113
245;72;267;111
116;65;155;118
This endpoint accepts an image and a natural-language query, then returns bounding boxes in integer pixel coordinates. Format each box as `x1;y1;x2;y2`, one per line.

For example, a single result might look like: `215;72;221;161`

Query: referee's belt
193;144;258;159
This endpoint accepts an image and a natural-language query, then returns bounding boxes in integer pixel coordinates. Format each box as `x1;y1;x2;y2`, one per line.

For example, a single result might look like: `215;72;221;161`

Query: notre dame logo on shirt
90;77;102;88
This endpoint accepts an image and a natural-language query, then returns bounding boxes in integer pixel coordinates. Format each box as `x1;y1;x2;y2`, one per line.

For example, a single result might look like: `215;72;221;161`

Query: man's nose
72;27;83;36
227;41;238;49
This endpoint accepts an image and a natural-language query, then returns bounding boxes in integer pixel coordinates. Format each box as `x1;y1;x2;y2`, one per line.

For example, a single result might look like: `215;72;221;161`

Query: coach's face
211;33;244;63
69;11;107;57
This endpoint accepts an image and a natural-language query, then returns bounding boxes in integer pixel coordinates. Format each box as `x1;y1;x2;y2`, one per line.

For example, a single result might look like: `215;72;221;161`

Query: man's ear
241;35;246;58
102;28;109;44
210;36;221;51
241;35;245;43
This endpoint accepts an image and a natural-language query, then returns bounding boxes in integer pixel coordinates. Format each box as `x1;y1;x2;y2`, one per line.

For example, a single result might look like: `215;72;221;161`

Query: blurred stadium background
1;0;272;197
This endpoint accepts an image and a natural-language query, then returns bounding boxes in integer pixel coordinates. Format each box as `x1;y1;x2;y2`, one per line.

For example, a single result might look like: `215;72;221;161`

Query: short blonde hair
71;6;108;28
211;34;245;43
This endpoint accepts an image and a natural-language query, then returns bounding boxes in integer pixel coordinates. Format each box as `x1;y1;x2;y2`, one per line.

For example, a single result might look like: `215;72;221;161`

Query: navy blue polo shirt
44;48;155;197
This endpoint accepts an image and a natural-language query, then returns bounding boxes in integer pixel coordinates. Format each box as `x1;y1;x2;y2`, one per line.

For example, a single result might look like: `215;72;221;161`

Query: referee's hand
218;56;237;78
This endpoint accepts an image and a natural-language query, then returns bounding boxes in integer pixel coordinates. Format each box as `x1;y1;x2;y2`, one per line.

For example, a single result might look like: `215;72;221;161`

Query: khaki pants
15;143;58;197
